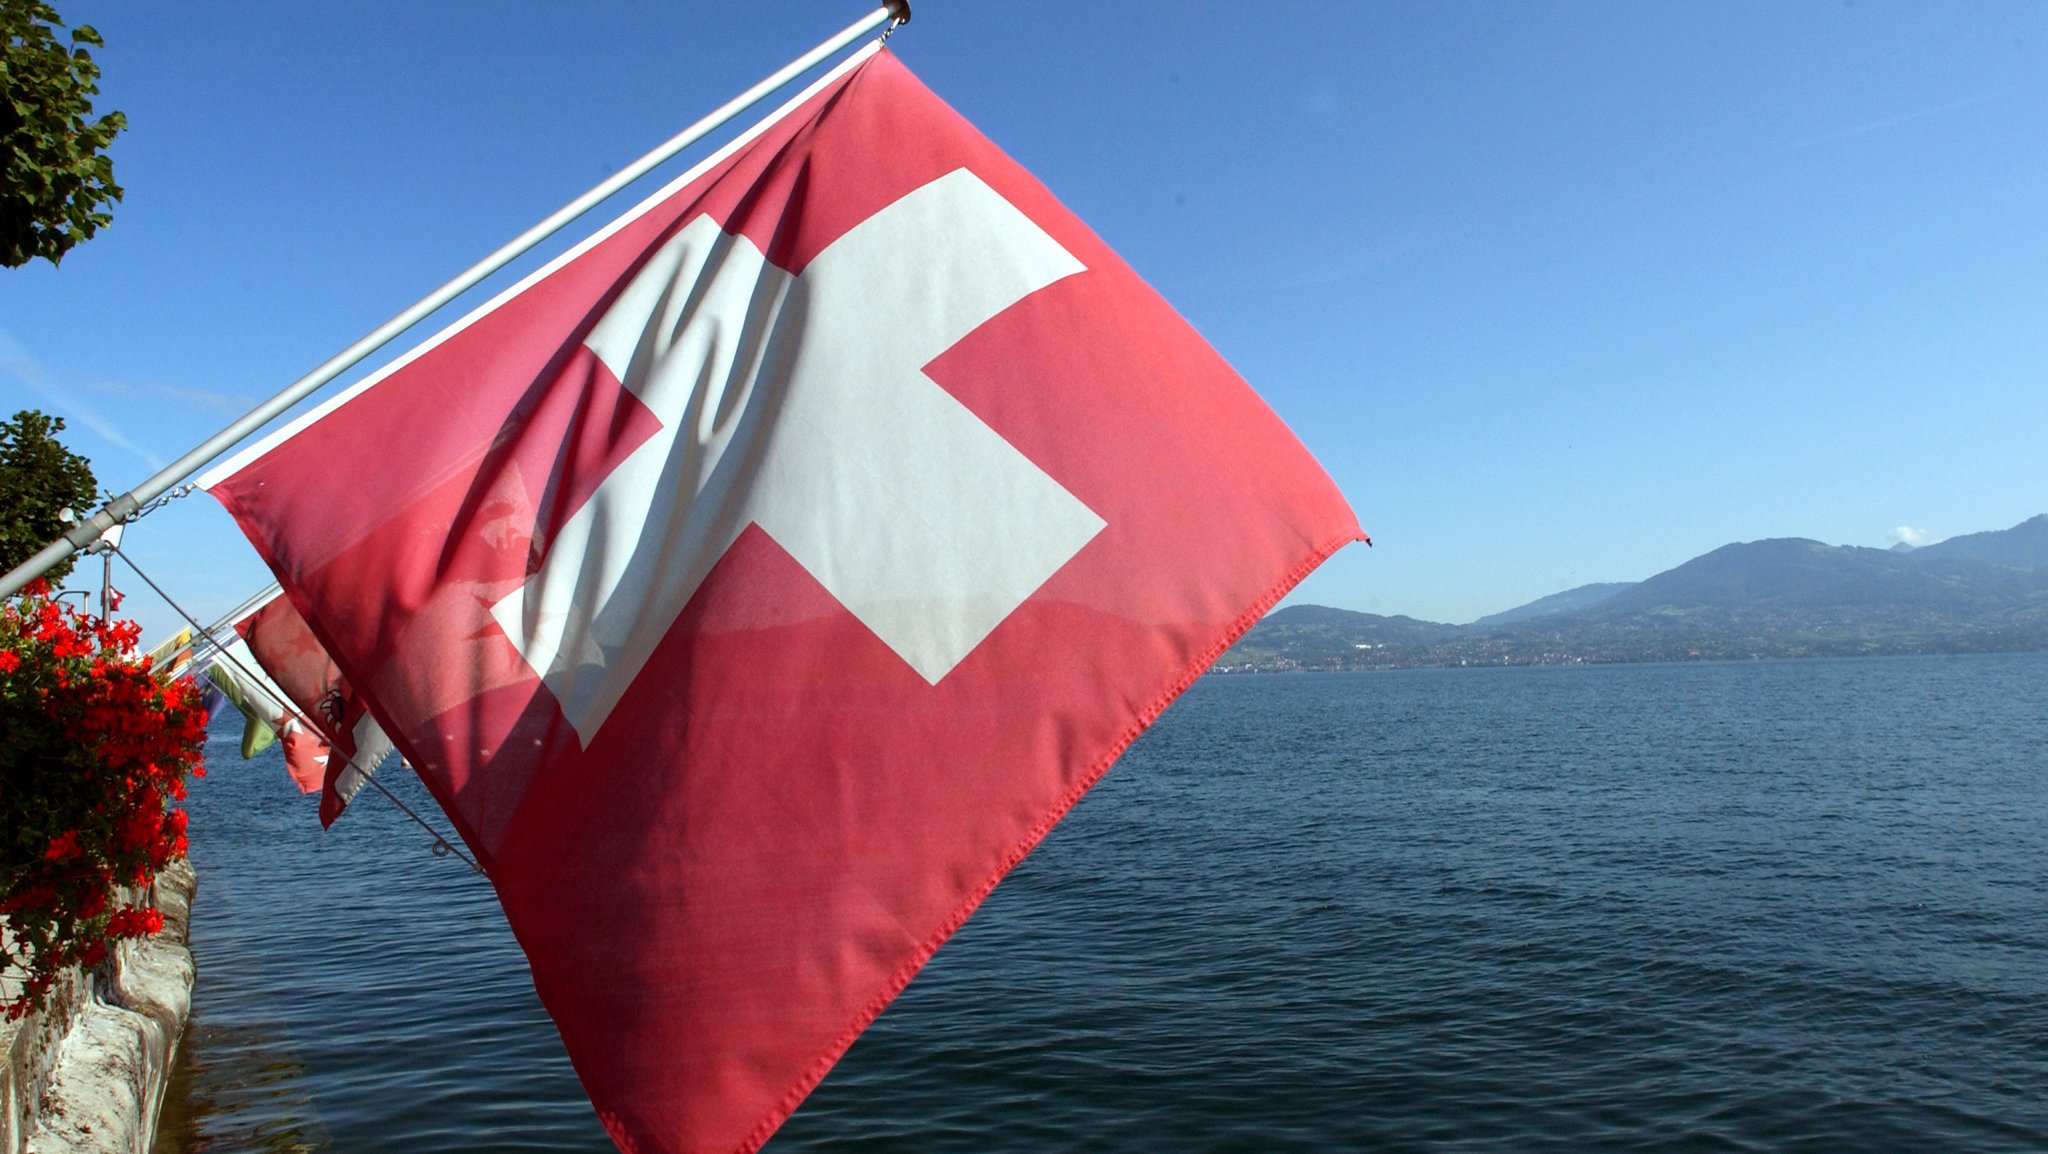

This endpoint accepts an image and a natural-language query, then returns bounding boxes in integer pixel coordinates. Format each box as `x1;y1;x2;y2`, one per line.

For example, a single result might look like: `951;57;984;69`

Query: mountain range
1219;514;2048;671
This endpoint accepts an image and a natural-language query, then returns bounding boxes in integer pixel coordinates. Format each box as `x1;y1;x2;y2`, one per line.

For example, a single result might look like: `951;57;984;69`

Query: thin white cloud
1756;84;2032;160
0;330;167;472
1209;233;1421;294
74;375;245;414
1889;525;1938;547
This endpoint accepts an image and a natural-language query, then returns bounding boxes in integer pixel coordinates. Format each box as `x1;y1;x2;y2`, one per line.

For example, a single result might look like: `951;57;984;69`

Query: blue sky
4;2;2045;643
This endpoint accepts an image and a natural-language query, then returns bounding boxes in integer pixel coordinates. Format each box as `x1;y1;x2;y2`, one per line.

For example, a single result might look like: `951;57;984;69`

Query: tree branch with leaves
1;0;124;268
0;410;97;586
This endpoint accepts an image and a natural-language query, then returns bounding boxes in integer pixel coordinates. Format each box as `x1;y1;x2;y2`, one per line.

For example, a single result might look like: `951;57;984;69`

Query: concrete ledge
1;861;196;1154
0;967;88;1154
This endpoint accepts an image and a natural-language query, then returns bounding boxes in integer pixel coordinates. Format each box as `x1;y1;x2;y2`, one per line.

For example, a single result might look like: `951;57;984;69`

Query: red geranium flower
2;585;206;1018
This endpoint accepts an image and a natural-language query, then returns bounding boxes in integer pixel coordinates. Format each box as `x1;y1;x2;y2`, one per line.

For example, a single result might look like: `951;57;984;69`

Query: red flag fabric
203;46;1363;1154
233;588;393;822
278;722;330;795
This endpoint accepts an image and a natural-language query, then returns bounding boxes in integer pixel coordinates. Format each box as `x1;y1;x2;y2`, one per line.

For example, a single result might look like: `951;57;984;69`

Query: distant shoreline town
1220;515;2048;672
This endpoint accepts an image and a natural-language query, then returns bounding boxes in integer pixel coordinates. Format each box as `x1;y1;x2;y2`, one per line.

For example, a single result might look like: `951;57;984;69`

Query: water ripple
158;653;2048;1152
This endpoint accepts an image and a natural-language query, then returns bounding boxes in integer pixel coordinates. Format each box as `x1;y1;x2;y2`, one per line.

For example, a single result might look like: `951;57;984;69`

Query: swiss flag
232;588;394;820
204;46;1364;1154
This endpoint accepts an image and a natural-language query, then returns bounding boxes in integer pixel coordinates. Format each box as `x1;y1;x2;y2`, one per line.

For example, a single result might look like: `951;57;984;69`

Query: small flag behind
143;627;192;681
230;588;392;819
204;643;286;760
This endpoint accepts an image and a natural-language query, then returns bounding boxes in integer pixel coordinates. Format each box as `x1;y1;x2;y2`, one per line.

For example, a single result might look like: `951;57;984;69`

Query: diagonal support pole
0;3;905;601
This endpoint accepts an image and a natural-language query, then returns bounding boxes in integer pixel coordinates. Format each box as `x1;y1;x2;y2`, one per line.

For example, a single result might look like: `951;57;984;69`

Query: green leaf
0;411;97;584
2;1;125;268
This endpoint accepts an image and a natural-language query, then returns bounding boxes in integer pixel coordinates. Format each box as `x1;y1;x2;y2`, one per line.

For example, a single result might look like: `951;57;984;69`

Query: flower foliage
0;579;204;1019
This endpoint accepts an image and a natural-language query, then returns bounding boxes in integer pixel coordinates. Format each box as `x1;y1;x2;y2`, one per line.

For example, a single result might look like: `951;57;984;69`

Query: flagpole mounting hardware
880;0;910;43
53;484;197;559
133;483;200;520
102;484;196;549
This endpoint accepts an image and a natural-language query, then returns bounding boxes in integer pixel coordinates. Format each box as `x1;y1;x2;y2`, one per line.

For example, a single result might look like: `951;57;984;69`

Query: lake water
152;653;2048;1153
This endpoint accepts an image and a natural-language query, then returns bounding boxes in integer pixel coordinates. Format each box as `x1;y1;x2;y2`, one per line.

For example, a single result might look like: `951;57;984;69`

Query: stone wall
0;862;196;1154
0;963;88;1154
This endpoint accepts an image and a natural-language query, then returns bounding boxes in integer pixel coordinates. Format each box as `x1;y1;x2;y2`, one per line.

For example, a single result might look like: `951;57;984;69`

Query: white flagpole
0;2;908;601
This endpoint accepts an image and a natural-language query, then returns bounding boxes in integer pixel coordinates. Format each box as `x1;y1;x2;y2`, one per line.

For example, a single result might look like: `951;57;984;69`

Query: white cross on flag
203;45;1365;1154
